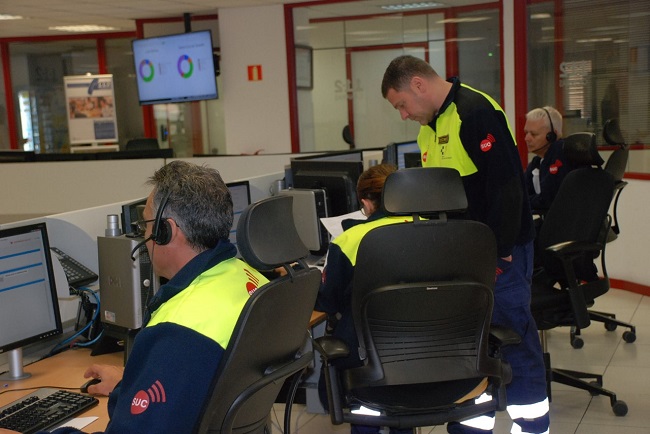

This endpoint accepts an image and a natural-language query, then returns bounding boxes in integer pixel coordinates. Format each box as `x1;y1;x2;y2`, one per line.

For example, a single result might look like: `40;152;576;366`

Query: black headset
542;107;557;143
151;190;172;246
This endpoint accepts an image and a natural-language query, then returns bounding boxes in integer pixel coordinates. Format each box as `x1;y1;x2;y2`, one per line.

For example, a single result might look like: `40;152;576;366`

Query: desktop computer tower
97;235;159;331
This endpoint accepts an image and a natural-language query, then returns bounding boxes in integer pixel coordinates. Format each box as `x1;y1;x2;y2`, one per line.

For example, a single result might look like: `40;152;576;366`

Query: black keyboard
0;388;98;434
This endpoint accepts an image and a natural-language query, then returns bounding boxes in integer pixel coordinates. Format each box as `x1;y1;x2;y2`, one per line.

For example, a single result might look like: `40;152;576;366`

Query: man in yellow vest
381;55;549;434
15;161;269;434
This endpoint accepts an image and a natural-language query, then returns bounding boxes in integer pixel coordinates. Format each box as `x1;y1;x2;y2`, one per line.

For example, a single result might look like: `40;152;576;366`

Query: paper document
320;210;366;240
54;416;98;430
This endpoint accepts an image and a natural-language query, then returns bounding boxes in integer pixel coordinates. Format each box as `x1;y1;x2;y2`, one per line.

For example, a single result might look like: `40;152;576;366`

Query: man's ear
410;76;426;94
166;218;181;243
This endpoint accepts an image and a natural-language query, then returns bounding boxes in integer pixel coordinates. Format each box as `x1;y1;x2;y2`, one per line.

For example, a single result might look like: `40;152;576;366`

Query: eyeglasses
132;219;156;234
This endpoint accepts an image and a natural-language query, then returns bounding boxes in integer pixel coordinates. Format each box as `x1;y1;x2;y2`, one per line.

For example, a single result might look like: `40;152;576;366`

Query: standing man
3;160;269;434
381;55;549;434
524;106;571;214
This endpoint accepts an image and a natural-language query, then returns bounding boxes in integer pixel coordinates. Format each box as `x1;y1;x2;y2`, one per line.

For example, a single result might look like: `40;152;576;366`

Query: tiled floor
269;288;650;434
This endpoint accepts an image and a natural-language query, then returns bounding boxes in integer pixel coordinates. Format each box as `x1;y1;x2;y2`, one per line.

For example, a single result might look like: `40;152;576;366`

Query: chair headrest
381;167;467;215
562;132;604;168
603;118;627;149
236;195;309;272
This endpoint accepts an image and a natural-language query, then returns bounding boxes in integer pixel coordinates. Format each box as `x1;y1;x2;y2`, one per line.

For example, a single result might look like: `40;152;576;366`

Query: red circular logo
246;282;258;295
422;151;428;162
480;140;492;152
131;391;150;415
549;165;559;174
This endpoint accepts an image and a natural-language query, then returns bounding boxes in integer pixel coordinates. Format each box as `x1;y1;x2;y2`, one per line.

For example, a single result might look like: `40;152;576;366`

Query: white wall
219;5;292;155
604;178;649;287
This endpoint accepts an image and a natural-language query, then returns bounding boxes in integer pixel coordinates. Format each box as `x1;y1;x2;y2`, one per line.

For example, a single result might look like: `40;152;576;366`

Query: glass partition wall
290;1;501;153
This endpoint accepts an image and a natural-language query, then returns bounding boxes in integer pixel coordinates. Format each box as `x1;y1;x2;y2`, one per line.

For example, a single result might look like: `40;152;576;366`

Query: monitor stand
0;348;31;381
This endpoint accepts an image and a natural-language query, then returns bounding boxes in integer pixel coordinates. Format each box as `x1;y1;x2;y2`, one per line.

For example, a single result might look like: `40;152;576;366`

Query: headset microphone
130;235;153;261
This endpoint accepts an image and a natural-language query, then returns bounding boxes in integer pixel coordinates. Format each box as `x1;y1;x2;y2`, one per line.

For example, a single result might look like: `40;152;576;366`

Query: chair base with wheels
540;332;628;416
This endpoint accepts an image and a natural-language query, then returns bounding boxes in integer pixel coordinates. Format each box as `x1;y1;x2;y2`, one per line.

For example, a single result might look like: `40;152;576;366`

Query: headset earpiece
152;191;172;246
155;219;172;246
543;107;557;143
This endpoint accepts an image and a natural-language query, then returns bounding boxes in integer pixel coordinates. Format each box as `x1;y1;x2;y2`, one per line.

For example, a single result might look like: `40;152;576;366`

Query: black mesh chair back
318;168;515;428
536;167;615;286
602;118;629;238
196;195;321;434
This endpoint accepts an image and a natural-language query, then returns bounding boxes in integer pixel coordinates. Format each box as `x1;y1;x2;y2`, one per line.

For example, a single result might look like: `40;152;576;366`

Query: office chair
315;167;519;430
195;195;321;434
124;137;159;151
560;131;636;347
529;134;628;416
602;118;629;241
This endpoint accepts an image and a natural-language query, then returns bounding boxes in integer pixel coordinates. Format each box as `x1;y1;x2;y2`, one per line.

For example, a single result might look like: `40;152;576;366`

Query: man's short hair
381;55;437;98
148;160;233;251
526;106;563;137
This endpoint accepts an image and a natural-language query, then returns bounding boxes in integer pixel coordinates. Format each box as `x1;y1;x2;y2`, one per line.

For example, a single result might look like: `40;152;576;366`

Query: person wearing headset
2;161;269;434
524;106;571;215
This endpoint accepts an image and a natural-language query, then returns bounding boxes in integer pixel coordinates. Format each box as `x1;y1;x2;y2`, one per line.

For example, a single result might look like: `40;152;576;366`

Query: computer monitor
226;181;252;255
290;159;363;217
0;222;63;380
395;140;420;169
121;198;148;236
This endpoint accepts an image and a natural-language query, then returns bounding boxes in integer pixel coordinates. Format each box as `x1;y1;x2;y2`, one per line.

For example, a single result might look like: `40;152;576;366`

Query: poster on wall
64;74;118;145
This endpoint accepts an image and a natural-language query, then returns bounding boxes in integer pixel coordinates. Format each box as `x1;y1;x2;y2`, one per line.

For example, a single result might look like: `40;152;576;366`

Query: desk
1;313;328;430
0;349;123;432
310;310;327;328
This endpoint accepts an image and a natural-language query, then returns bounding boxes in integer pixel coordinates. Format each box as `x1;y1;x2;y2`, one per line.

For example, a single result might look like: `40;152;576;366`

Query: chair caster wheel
571;337;584;349
605;322;617;331
588;381;602;396
612;400;628;416
623;331;636;343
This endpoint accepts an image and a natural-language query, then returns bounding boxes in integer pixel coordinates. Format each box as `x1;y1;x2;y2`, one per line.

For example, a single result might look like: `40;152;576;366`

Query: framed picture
295;45;313;90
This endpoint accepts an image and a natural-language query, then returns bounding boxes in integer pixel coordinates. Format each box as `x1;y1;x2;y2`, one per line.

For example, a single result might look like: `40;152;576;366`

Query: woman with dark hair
315;163;414;434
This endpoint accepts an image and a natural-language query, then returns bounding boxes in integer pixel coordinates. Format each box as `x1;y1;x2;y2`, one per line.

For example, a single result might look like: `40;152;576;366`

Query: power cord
48;286;101;356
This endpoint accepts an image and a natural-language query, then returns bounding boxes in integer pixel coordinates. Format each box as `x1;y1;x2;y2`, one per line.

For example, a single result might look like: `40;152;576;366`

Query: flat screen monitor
132;30;218;105
0;222;62;380
395;140;420;169
121;198;148;236
290;160;363;217
227;181;252;255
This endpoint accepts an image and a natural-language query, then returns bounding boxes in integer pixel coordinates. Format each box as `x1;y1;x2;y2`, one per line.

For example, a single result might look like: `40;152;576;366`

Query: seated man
5;160;270;434
524;106;572;214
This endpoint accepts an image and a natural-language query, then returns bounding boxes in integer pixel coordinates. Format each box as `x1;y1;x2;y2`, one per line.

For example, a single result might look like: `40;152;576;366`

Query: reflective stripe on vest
146;257;268;349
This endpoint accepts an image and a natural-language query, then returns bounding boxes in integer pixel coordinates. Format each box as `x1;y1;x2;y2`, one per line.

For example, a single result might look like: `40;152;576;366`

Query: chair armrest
314;336;350;361
489;325;520;347
545;241;594;329
546;240;602;258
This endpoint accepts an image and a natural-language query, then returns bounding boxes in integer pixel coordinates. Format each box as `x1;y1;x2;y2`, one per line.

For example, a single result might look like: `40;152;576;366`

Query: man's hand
82;364;125;396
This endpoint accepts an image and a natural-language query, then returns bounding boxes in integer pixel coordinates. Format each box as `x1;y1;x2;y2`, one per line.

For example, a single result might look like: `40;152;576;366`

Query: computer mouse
80;378;102;394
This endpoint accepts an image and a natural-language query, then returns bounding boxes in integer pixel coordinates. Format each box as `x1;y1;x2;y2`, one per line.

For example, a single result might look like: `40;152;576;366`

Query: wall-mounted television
132;30;218;105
